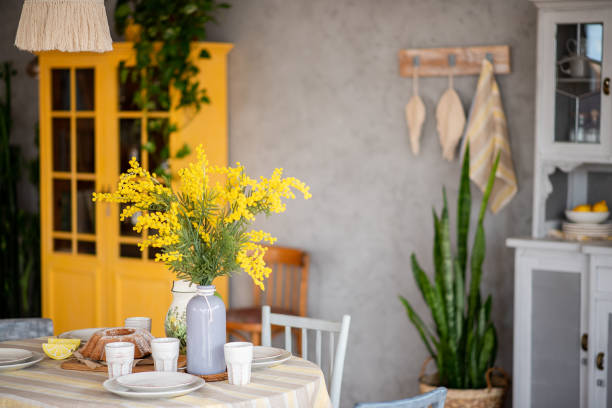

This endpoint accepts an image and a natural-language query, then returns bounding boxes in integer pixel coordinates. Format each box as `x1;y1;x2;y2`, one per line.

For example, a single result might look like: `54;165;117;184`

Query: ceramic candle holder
105;342;134;379
124;317;152;332
151;337;180;372
224;342;253;386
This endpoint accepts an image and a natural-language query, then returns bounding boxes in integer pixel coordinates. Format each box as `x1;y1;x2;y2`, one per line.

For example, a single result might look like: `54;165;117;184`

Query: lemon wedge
42;343;75;360
48;338;81;350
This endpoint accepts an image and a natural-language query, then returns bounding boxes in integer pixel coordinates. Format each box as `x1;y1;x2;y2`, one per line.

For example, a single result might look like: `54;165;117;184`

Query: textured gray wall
1;0;536;406
208;1;536;406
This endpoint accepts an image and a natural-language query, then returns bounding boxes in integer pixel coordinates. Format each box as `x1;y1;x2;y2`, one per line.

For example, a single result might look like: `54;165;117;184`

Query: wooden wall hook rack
398;45;511;77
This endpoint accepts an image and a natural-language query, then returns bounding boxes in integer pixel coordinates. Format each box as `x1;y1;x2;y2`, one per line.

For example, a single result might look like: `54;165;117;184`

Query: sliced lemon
42;343;75;360
48;338;81;350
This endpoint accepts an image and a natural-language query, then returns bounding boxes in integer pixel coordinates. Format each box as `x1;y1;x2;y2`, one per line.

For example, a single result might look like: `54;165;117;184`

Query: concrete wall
1;0;537;406
208;1;536;406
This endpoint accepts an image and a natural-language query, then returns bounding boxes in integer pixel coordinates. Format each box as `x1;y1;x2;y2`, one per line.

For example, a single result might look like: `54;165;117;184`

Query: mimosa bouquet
93;145;311;289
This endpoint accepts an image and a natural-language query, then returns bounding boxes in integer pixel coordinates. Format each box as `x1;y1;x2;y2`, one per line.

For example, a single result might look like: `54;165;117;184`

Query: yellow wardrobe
38;42;232;337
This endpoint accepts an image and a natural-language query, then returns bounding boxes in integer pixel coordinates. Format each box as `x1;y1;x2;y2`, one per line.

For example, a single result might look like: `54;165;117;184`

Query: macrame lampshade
15;0;112;53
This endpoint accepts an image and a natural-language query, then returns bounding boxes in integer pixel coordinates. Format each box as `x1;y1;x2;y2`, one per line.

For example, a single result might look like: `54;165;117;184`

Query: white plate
251;347;291;369
0;352;44;372
117;372;197;392
58;328;106;342
253;346;283;361
563;222;612;229
0;348;33;365
565;211;610;224
103;376;204;399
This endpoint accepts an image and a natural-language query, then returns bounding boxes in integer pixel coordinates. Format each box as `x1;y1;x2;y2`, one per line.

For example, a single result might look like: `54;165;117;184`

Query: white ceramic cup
105;342;135;379
224;342;253;386
151;337;180;372
124;317;152;332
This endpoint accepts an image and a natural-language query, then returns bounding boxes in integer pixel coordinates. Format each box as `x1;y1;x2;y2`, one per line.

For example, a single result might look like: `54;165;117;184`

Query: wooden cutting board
61;355;186;373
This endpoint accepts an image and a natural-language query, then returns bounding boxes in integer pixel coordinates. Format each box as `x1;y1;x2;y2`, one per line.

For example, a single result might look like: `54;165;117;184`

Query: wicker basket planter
418;357;509;408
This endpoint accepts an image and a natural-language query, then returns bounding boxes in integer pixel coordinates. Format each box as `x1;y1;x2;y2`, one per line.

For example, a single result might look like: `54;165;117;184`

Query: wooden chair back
262;305;351;408
254;246;309;316
353;387;447;408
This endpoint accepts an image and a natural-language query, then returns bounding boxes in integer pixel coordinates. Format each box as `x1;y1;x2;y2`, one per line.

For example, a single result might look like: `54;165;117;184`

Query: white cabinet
508;239;612;407
531;0;612;238
511;2;612;406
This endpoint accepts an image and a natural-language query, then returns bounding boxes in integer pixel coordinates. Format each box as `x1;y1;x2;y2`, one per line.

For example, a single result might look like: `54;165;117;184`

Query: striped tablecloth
0;338;332;408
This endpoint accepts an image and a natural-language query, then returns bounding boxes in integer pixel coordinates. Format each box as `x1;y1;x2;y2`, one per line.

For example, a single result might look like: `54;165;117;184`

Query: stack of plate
562;222;612;240
104;372;205;399
0;348;44;372
252;346;292;369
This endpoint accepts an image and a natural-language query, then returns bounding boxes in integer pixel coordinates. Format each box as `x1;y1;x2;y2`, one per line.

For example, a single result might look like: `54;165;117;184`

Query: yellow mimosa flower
92;145;310;289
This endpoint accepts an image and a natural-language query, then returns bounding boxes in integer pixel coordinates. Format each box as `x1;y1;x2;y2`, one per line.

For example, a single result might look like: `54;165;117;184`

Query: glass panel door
555;23;603;144
116;65;169;261
50;68;97;256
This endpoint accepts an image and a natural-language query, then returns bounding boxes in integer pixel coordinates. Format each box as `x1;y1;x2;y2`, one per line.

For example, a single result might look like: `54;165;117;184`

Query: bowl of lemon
565;200;610;224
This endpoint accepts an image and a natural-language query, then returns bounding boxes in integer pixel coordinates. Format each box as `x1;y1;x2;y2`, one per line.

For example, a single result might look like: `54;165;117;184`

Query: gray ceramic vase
186;285;226;375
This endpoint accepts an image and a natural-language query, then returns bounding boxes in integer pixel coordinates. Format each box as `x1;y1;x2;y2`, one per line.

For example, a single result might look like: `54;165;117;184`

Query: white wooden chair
262;305;351;408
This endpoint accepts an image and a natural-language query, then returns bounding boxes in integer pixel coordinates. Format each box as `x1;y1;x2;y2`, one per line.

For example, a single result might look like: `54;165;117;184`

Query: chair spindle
316;329;322;366
329;332;335;376
301;328;308;359
285;325;292;353
276;264;284;306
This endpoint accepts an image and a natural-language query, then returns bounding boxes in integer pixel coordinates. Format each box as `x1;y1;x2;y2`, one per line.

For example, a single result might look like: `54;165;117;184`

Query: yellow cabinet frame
39;42;232;336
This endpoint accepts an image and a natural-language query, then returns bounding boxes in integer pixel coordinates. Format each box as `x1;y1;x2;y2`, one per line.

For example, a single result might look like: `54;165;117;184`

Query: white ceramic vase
164;280;197;353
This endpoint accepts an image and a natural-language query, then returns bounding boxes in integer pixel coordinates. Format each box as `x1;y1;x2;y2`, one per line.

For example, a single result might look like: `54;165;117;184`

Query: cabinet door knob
604;77;610;95
581;333;588;351
597;352;605;370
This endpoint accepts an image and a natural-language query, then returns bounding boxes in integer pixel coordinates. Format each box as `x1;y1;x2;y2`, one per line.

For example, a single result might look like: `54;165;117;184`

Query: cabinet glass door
555;23;603;144
117;66;169;262
50;68;97;256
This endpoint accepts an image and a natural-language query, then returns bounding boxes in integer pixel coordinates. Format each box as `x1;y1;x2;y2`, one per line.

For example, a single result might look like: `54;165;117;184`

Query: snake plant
400;145;500;389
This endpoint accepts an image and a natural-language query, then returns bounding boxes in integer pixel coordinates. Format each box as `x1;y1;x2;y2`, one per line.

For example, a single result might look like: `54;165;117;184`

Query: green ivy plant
114;0;230;182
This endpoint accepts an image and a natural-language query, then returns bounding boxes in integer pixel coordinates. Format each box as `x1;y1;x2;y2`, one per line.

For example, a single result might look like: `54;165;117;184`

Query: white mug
151;338;180;372
105;342;134;379
124;317;152;332
224;342;253;386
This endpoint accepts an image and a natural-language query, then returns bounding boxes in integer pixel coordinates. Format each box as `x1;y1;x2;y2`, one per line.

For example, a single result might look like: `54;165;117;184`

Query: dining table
0;338;332;407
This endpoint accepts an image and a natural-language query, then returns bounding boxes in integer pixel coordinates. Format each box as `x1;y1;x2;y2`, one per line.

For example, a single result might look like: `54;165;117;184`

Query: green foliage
169;191;247;286
0;62;41;318
399;145;500;389
114;0;230;181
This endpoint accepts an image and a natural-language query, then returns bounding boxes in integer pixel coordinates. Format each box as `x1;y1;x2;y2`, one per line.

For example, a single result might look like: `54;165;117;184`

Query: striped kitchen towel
462;59;517;213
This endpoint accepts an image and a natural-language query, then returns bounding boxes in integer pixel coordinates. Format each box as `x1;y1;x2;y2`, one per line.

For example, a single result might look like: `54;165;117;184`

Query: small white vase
164;280;197;353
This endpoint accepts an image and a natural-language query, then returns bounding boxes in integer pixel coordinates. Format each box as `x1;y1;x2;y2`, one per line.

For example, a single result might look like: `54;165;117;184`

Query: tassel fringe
15;0;112;53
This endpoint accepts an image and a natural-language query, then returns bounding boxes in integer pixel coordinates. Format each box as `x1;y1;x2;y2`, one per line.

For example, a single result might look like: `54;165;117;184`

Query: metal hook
413;56;420;67
448;54;456;67
485;52;494;63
